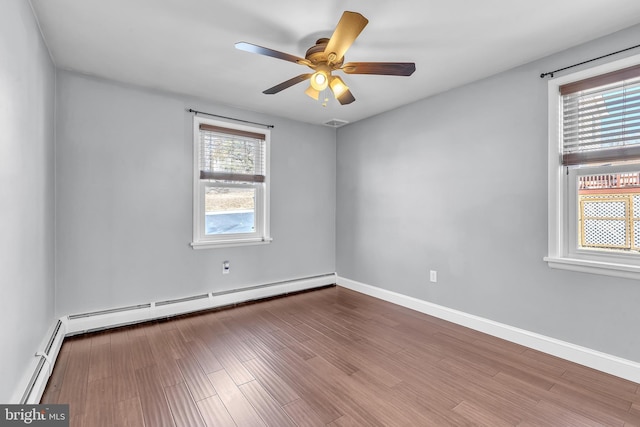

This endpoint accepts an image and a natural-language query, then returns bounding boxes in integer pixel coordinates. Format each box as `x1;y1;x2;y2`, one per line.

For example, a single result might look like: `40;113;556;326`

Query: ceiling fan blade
235;42;310;66
337;89;356;105
324;11;369;62
341;62;416;76
263;74;312;94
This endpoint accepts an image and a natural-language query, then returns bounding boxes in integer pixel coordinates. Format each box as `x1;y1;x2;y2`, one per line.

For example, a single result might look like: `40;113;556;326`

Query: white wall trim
337;276;640;383
544;256;640;280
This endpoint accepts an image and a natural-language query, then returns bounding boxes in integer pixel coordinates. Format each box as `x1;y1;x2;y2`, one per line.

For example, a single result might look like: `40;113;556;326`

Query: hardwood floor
41;286;640;426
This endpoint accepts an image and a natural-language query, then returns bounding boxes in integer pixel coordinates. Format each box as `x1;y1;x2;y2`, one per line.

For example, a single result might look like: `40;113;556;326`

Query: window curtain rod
187;108;274;129
540;43;640;79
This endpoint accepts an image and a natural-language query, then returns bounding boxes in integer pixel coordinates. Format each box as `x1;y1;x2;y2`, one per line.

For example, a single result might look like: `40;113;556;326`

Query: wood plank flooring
41;286;640;426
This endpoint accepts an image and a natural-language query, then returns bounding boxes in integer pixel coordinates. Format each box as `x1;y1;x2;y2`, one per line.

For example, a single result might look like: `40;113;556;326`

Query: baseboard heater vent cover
156;293;210;307
68;303;152;320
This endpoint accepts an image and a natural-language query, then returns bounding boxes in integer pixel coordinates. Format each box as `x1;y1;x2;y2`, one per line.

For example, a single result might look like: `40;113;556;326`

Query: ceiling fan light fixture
310;66;330;91
304;85;320;100
310;71;328;91
329;76;349;99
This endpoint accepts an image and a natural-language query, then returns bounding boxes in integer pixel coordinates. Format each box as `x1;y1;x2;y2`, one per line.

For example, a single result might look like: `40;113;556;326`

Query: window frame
545;53;640;279
191;116;271;249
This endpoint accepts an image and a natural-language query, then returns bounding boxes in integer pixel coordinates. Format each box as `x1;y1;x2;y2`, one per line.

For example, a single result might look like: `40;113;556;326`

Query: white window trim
544;53;640;279
191;117;271;250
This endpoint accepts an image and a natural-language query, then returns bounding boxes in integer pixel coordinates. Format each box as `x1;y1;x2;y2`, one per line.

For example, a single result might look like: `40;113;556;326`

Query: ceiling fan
235;11;416;105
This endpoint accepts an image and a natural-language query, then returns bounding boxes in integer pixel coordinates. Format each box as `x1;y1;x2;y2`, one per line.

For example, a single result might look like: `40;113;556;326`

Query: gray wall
55;71;336;316
0;0;56;401
336;24;640;362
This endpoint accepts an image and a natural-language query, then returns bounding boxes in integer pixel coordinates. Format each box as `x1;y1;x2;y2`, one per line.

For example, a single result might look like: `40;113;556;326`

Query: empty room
3;0;640;425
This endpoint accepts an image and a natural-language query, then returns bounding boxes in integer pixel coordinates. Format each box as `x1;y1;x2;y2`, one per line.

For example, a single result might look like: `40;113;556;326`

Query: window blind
199;124;266;183
561;64;640;166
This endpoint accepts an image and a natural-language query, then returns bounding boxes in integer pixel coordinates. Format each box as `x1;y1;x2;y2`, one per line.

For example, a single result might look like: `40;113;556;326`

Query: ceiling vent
323;119;349;128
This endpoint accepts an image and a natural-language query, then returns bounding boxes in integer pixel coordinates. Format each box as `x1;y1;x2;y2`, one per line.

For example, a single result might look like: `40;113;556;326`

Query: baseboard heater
19;319;65;404
65;273;336;335
18;273;335;404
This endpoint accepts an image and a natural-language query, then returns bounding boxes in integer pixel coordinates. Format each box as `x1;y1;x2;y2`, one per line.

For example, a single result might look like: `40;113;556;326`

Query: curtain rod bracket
187;109;274;129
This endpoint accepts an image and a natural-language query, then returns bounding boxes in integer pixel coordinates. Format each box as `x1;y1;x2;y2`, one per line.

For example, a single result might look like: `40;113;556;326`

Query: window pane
205;187;255;235
562;77;640;162
577;172;640;252
201;131;265;177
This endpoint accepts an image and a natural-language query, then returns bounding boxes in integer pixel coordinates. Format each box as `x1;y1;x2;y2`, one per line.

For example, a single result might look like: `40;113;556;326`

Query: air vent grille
323;119;349;128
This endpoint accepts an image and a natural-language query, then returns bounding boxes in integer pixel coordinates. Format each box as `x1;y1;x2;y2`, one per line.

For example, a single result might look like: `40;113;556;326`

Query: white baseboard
337;276;640;384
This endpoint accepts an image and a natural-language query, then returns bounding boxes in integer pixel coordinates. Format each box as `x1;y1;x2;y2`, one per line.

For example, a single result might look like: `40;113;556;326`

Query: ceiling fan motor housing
305;38;344;68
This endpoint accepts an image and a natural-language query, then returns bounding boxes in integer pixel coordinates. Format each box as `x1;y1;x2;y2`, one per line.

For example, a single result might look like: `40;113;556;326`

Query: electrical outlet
430;270;437;283
222;261;230;275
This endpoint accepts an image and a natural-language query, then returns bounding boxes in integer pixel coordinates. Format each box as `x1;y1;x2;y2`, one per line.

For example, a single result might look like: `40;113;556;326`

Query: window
545;55;640;278
191;117;271;249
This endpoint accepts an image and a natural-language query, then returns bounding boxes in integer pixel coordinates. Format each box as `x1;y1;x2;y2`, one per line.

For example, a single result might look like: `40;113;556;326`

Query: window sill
191;237;272;250
544;256;640;280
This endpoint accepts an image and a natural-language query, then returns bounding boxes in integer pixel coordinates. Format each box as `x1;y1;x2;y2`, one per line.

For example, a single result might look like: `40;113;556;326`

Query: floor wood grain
164;381;205;427
42;286;640;426
196;395;236;426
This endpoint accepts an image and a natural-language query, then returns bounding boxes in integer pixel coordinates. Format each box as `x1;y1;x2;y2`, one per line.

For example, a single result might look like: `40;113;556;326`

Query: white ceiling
30;0;640;126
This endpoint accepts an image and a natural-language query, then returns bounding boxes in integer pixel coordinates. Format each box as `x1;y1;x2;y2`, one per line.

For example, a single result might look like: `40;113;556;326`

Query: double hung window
546;57;640;278
191;117;270;249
